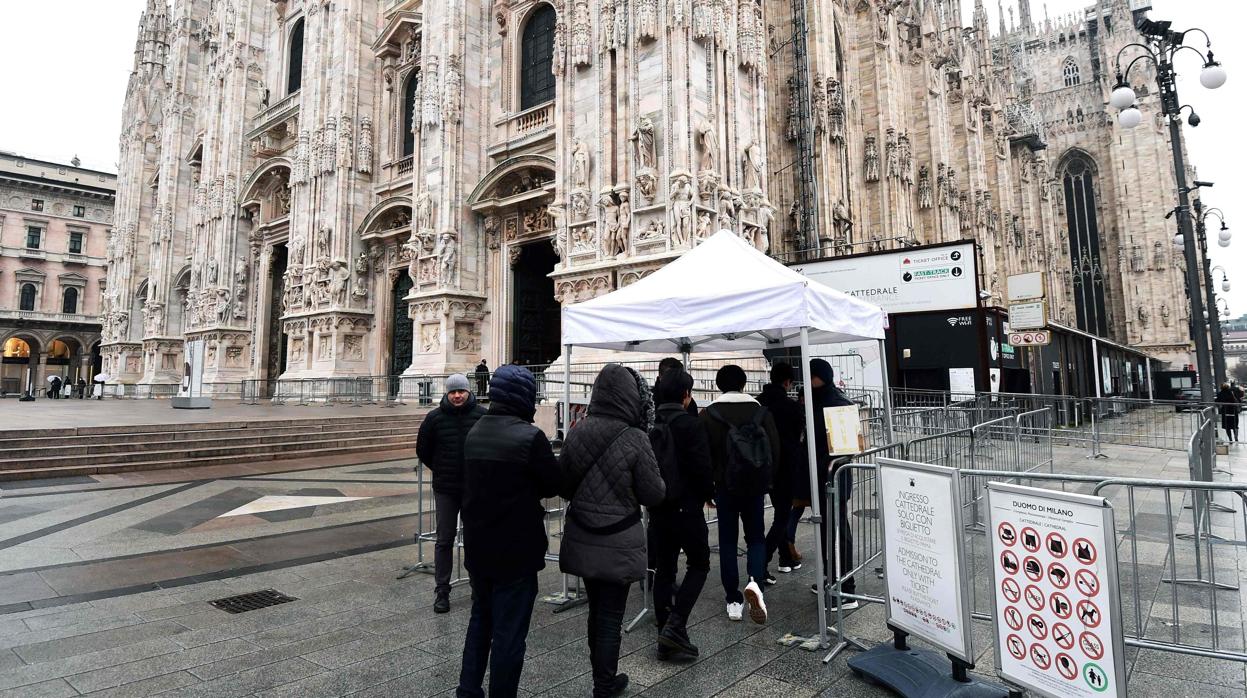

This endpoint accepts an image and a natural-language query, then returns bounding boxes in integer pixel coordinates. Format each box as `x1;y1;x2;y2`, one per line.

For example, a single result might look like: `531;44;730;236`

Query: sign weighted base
847;643;1014;698
172;396;212;409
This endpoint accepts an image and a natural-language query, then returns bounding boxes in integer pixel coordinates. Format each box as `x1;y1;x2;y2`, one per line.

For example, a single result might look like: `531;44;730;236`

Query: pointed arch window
287;18;305;95
19;284;36;312
1061;153;1107;337
1063;58;1080;87
62;287;79;314
402;71;419;157
520;4;556;111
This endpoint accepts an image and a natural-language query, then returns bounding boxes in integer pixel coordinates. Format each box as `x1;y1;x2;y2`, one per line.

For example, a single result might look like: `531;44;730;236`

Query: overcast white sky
0;0;1241;312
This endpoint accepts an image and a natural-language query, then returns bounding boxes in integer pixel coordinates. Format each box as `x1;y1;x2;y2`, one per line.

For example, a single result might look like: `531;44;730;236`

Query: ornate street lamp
1109;17;1228;400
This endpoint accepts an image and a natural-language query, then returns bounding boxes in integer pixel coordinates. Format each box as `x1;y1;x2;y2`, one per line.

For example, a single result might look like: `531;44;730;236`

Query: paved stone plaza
1;416;1246;696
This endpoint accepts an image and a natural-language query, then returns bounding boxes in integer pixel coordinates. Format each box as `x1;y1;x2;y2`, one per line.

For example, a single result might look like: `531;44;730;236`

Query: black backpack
649;417;684;504
708;406;772;496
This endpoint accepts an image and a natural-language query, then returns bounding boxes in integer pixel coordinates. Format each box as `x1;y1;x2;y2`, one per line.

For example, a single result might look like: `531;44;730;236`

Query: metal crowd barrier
396;461;467;590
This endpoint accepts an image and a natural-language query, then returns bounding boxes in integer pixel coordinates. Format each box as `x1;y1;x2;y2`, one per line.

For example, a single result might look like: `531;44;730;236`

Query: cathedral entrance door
265;244;288;390
390;274;415;380
511;241;561;369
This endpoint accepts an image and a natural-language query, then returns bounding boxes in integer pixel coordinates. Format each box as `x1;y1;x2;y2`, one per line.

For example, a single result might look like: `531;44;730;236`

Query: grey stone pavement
0;398;431;431
1;432;1246;695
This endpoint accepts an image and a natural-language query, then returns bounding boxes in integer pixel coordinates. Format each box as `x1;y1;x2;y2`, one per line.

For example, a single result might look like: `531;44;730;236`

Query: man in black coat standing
457;365;561;698
806;358;858;608
648;367;714;660
416;373;487;614
474;359;490;398
757;362;804;578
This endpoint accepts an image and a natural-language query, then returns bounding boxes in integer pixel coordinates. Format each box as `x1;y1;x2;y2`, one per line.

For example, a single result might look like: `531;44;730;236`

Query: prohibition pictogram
1024;584;1046;611
1004;606;1024;631
1050;591;1073;619
1049;562;1071;590
1046;531;1068;558
1079;631;1105;660
1001;578;1021;603
1023;556;1044;582
1052;622;1075;650
1076;599;1102;628
998;521;1018;547
1021;527;1041;552
1053;652;1077;680
1030;643;1052;670
1001;550;1020;575
1027;613;1049;641
1075;568;1100;597
1073;537;1098;565
1007;633;1027;660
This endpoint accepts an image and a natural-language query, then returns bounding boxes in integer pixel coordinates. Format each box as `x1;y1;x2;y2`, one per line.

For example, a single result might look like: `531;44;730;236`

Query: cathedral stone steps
0;423;420;460
0;415;423;481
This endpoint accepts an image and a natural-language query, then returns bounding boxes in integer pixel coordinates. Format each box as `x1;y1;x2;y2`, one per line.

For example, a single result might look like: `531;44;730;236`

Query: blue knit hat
489;364;538;421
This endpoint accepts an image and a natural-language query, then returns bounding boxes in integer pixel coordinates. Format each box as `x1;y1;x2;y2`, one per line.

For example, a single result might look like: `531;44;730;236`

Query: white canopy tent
560;230;890;647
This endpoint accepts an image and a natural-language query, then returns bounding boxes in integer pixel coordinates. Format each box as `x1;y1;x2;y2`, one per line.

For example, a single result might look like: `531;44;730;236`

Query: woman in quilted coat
560;364;665;698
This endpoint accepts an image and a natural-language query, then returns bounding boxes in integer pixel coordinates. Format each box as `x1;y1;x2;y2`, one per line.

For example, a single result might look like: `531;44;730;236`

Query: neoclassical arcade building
107;0;1194;390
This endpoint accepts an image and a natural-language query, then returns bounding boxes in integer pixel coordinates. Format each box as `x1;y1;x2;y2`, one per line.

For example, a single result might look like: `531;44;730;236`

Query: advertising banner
878;458;974;662
797;242;978;314
987;483;1123;698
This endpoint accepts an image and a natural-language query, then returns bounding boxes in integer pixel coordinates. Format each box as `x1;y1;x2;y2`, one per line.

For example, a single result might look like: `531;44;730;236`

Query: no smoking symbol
1075;569;1100;597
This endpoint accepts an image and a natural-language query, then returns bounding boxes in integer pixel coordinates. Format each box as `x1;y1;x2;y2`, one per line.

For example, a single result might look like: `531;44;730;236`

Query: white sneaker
744;580;768;624
829;598;860;612
726;602;744;621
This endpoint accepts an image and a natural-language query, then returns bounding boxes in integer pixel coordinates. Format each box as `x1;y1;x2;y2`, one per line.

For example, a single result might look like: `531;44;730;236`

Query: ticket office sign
878;458;974;663
987;483;1123;697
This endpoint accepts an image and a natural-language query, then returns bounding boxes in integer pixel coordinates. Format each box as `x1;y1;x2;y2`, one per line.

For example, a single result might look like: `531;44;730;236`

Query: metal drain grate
208;589;298;614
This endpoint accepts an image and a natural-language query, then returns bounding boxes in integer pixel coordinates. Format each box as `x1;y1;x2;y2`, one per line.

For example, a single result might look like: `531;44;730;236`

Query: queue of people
415;358;855;698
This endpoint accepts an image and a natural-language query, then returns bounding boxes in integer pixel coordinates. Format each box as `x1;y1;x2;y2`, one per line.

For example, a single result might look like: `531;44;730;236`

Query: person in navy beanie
457;365;562;698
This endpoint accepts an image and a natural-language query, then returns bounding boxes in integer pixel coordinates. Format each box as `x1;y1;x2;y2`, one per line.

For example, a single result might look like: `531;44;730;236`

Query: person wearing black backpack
757;362;805;580
648;367;714;660
559;365;666;698
701;364;781;624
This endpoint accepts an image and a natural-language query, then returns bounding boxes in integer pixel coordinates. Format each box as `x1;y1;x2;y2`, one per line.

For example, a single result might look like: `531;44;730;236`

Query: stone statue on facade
316;226;331;261
435;231;457;287
599;189;624;258
917;165;933;208
631;117;656;171
696;210;712;241
331;259;350;305
741;142;762;191
571;140;591;190
670;172;694;246
864;136;880;182
718;190;737;231
828;78;845;142
403;236;421;282
205;257;218;285
832;199;853;240
616;189;632;244
698;122;718;172
414;192;433;235
635;170;658;203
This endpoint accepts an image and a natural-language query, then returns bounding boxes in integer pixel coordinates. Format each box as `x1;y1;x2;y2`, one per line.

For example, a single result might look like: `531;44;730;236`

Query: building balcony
0;309;99;325
489;102;555;156
18;247;45;260
246;92;301;157
63;252;88;265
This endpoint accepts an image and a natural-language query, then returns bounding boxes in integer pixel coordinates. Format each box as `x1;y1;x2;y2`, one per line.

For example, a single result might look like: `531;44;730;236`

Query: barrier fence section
396;461;467;587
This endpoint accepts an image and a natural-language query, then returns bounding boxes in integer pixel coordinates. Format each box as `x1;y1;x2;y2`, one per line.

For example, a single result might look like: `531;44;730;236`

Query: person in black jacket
457;365;561;698
416;373;487;614
656;357;699;416
802;358;858;608
757;362;804;578
560;365;665;697
648;367;714;660
700;365;781;624
474;359;490;397
1217;383;1240;442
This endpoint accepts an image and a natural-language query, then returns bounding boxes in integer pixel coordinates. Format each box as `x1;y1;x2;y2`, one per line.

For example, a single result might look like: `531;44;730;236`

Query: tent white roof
561;231;887;353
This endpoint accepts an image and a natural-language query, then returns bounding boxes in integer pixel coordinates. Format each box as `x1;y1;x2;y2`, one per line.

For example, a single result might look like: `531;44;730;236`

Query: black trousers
457;574;538;698
819;466;855;594
434;491;462;595
764;487;795;568
650;508;710;625
584;579;631;698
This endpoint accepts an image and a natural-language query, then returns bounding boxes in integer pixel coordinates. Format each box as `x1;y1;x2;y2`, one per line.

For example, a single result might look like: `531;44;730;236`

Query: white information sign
1008;301;1046;330
178;339;205;398
797;243;978;314
987;483;1123;698
1007;272;1046;302
878;458;974;662
949;367;976;398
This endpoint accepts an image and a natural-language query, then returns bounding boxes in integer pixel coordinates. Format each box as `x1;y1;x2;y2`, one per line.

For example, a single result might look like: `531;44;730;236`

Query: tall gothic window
19;284;36;312
402;71;418;157
1061;153;1108;337
1063;58;1080;87
520;5;556;110
287;18;305;95
62;287;78;314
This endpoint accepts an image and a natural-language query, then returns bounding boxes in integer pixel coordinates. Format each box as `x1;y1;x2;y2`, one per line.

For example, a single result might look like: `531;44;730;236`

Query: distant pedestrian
76;378;87;399
416;373;486;614
474;359;490;397
757;362;805;578
701;364;780;624
458;365;561;698
647;367;714;660
1216;382;1240;442
560;365;665;697
49;376;62;400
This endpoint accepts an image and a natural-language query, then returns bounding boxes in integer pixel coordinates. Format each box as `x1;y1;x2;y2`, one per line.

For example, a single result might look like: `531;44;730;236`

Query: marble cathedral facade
106;0;1192;390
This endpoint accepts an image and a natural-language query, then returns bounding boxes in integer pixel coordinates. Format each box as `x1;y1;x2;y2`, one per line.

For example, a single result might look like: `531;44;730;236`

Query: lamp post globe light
1111;16;1228;401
